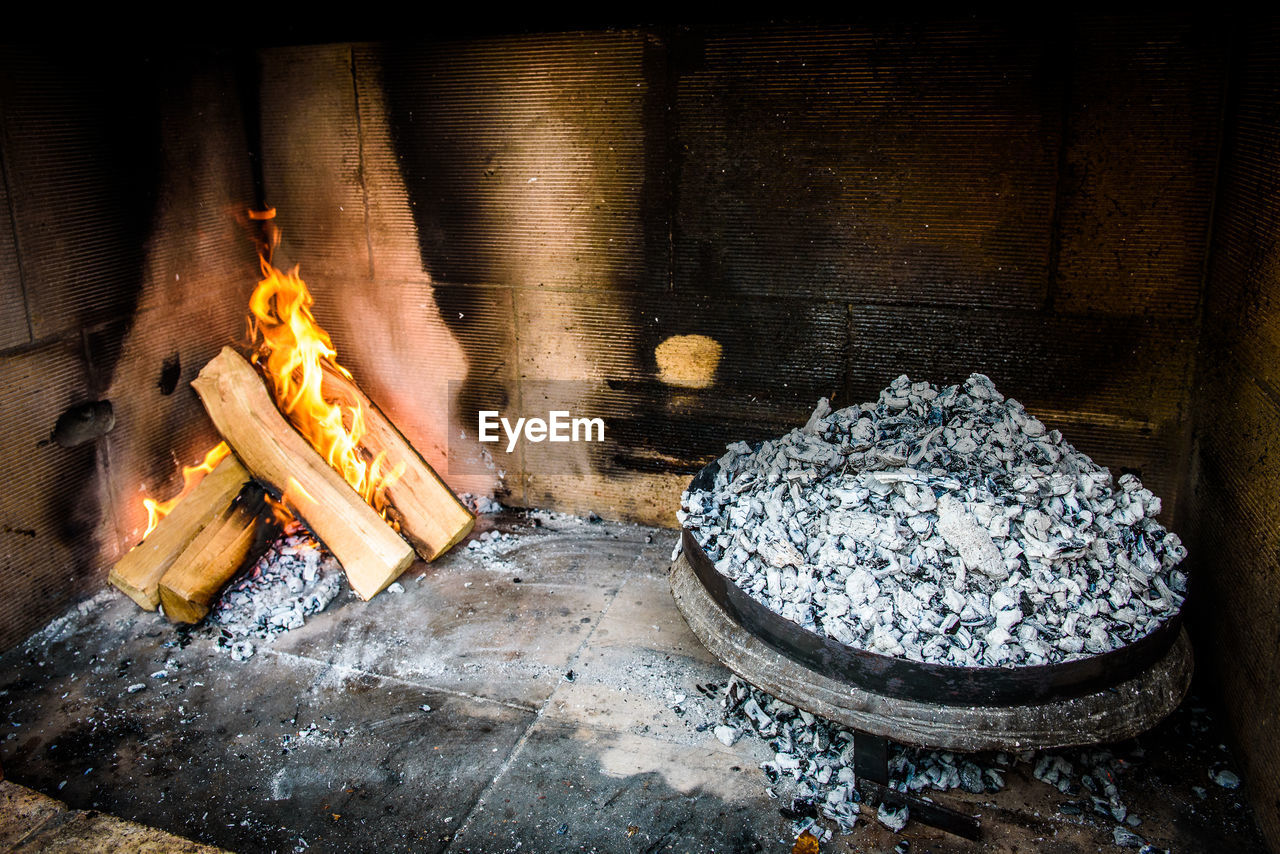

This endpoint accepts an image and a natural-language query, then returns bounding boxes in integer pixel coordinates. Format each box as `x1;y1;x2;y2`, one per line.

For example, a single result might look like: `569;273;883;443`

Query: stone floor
0;779;224;852
0;510;1268;853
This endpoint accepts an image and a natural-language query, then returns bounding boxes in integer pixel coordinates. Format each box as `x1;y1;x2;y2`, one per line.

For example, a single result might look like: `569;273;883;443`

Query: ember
208;528;345;658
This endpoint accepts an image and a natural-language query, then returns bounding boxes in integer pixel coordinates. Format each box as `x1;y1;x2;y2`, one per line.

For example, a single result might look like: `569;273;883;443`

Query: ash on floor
0;510;1268;853
712;676;1258;852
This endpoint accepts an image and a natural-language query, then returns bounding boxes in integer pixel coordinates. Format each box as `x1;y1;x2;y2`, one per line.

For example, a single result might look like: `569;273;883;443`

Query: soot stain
50;400;115;448
158;352;182;395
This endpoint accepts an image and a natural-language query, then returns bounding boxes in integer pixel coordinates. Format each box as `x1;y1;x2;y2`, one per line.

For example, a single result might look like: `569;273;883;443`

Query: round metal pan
682;457;1185;707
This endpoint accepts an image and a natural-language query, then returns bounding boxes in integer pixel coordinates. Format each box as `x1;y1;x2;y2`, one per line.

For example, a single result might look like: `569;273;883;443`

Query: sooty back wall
1189;17;1280;849
0;48;258;651
0;19;1225;667
254;19;1221;526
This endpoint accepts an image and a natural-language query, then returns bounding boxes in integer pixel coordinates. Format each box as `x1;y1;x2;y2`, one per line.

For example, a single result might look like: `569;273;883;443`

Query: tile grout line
256;647;539;715
443;550;637;851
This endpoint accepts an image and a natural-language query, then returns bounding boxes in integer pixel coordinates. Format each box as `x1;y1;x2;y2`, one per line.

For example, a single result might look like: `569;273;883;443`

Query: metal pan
683;457;1185;707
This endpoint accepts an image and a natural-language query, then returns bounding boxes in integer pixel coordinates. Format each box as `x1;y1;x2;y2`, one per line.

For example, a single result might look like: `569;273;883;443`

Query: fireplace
1;15;1278;853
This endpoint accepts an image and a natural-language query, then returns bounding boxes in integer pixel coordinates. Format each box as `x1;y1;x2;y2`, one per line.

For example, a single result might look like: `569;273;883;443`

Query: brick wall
0;50;258;650
1187;20;1280;849
252;20;1222;527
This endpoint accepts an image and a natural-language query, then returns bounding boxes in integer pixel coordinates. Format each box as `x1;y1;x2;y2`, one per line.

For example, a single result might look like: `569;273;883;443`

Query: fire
263;491;301;532
247;257;403;520
142;442;231;537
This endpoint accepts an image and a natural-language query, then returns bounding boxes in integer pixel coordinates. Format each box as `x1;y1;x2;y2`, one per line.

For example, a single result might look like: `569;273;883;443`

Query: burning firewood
113;236;472;615
158;485;278;624
319;364;474;561
108;454;252;610
192;347;416;600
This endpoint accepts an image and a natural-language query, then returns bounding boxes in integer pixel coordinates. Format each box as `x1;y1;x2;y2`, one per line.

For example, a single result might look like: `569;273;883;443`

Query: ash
711;676;863;835
680;374;1187;668
458;492;505;515
716;677;1173;851
205;528;345;660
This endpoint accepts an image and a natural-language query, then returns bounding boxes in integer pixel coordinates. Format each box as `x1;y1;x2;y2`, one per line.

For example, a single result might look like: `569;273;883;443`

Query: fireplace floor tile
447;721;783;854
540;571;733;743
0;577;536;853
0;511;1268;853
269;517;650;710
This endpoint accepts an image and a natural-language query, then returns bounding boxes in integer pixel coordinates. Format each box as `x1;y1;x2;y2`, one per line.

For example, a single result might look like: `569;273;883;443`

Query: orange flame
263;491;301;532
247;257;403;520
142;442;231;537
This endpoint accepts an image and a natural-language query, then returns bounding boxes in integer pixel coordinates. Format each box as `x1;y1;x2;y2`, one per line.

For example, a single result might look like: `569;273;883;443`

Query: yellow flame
247;256;403;520
142;442;231;537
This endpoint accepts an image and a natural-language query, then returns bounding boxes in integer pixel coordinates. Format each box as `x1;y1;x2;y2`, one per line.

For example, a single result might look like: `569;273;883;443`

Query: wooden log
321;364;474;561
158;486;276;624
192;347;415;600
108;454;251;610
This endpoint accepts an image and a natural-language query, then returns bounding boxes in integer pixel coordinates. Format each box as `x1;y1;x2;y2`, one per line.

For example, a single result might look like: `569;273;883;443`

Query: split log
158;486;276;624
321;364;474;561
108;454;251;610
192;347;415;599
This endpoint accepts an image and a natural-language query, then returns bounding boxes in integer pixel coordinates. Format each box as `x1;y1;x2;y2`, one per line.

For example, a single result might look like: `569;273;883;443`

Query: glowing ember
247;257;403;520
142;442;231;537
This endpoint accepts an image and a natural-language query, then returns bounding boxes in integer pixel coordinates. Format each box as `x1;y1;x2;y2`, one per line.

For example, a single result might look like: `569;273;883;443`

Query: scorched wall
4;16;1276;844
1187;17;1280;849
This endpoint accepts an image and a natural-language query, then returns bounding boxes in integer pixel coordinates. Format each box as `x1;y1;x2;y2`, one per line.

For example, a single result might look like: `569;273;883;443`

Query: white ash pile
715;677;1173;850
464;529;524;579
680;374;1188;667
206;528;345;660
710;676;864;834
466;529;519;552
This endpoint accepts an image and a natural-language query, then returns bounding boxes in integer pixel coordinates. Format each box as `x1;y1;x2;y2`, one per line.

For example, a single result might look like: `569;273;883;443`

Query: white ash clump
459;492;504;515
466;529;518;552
713;676;1005;837
714;676;864;834
207;529;345;659
464;529;523;577
680;374;1188;668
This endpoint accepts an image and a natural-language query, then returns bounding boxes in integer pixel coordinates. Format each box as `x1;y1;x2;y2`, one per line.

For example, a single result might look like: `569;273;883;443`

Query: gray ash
714;676;1165;846
712;675;1004;836
680;374;1187;668
458;492;504;515
204;528;345;660
714;676;862;834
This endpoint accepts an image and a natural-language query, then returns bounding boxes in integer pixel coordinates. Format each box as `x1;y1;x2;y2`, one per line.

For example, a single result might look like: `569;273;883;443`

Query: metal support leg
853;731;982;841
